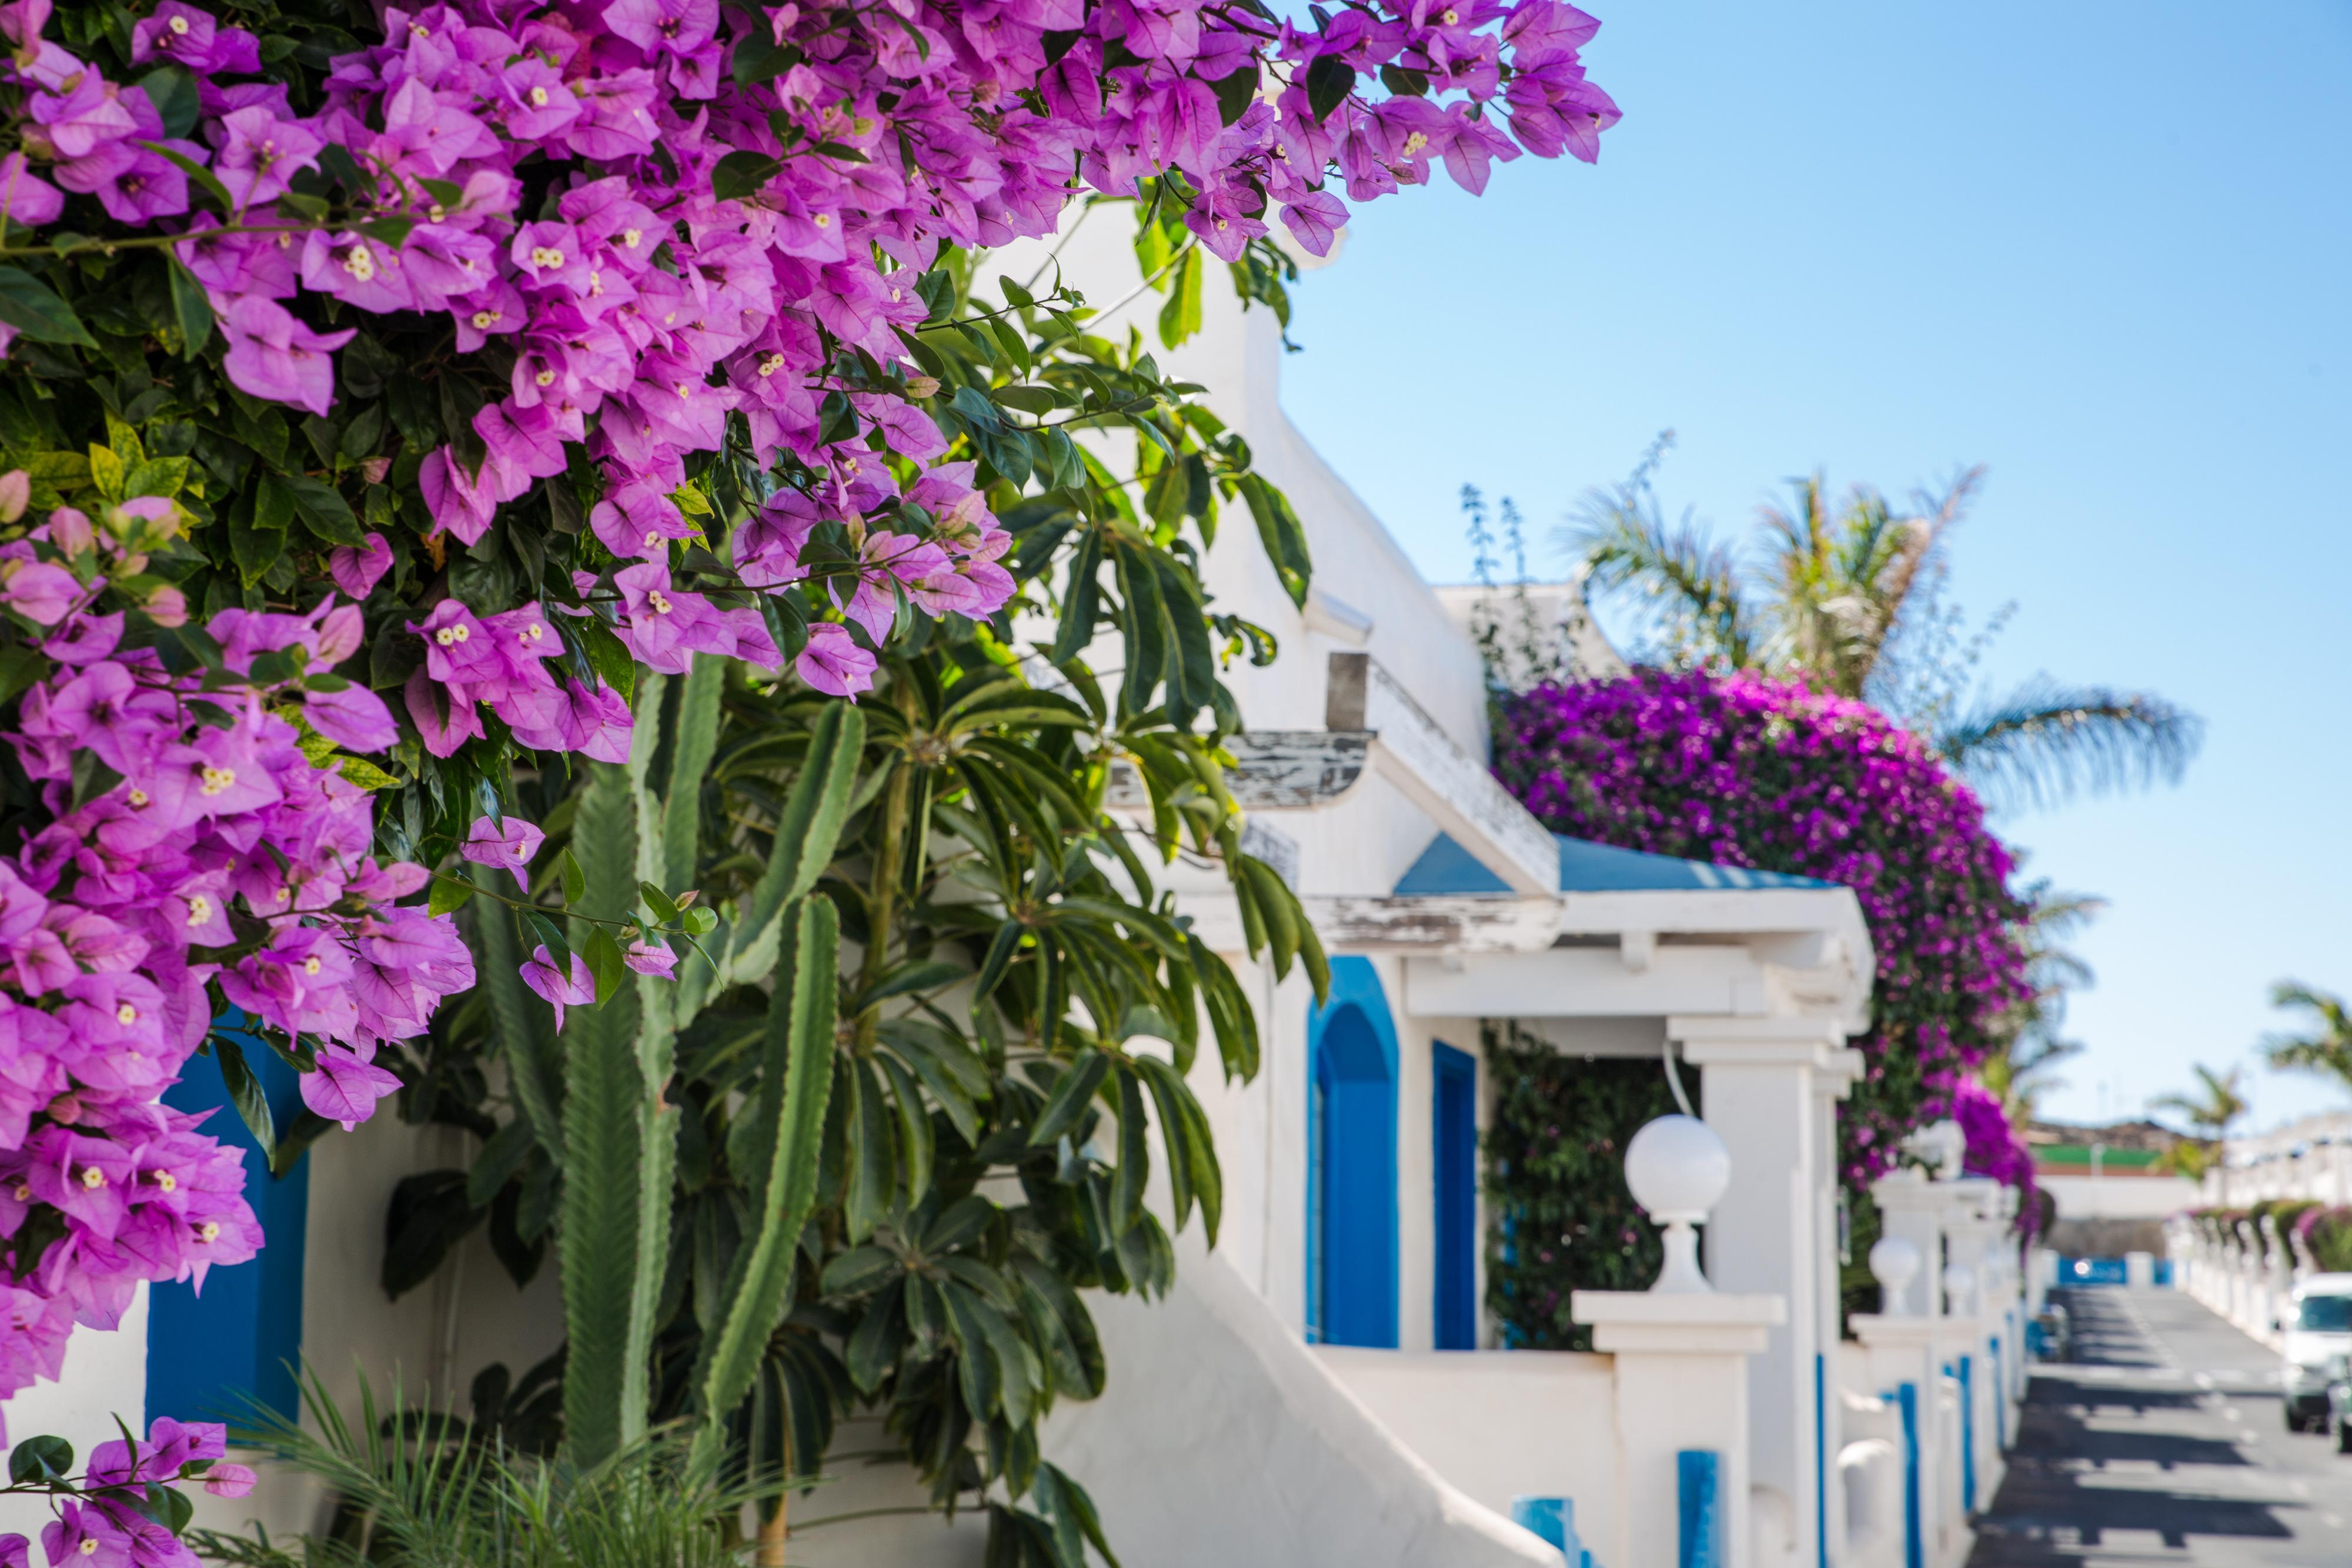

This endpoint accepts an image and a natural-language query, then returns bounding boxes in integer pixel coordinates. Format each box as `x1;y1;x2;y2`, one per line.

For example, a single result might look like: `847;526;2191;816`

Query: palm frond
2261;979;2352;1086
1937;678;2203;810
1563;483;1760;668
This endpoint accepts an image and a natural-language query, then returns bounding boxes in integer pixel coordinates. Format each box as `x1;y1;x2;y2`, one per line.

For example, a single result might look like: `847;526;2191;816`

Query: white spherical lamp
1942;1261;1976;1316
1868;1236;1922;1317
1624;1114;1732;1294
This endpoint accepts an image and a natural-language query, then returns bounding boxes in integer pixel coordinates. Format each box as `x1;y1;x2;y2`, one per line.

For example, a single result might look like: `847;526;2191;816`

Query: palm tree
1981;877;2103;1121
1565;454;2203;811
2263;981;2352;1088
2150;1063;2249;1201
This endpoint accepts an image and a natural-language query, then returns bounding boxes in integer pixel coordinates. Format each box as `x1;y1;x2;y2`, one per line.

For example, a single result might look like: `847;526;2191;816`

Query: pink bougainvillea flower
519;945;594;1031
459;814;544;888
202;1463;258;1497
623;940;676;978
218;297;354;417
0;561;81;625
329;531;393;600
796;624;877;700
302;1044;402;1130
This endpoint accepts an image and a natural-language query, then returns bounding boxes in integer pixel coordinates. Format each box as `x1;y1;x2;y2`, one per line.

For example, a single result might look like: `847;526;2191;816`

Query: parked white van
2283;1273;2352;1432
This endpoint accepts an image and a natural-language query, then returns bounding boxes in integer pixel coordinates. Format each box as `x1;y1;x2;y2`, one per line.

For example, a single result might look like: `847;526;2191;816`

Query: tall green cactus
552;668;864;1466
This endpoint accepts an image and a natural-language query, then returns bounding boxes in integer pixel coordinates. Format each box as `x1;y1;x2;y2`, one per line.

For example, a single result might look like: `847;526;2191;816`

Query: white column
1942;1195;2010;1503
1577;1292;1786;1568
1673;1016;1862;1568
1849;1313;1957;1568
1873;1174;1947;1320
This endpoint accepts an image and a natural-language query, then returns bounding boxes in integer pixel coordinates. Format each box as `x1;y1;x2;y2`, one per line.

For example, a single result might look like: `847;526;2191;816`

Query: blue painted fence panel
1509;1496;1582;1566
1956;1356;1976;1512
1895;1382;1922;1568
1678;1450;1722;1568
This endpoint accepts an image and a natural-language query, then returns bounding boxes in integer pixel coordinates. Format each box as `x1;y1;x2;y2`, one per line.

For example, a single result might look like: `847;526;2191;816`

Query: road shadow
2061;1290;2167;1369
1969;1290;2293;1564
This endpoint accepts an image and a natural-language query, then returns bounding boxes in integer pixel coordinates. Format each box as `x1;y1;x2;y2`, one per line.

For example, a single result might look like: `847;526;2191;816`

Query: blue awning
1392;831;1839;896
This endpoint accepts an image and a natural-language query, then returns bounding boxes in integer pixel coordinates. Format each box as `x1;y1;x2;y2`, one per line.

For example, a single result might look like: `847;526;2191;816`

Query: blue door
1307;959;1398;1348
148;1015;310;1423
1432;1042;1477;1349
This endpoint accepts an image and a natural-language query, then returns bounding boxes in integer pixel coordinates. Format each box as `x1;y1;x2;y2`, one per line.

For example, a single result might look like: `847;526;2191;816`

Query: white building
5;222;2033;1568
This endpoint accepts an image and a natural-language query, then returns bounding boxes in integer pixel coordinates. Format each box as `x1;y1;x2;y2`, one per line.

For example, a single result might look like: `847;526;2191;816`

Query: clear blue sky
1275;0;2352;1133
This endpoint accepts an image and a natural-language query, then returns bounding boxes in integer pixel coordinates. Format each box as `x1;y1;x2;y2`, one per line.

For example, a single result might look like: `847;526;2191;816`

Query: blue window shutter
1432;1042;1477;1350
146;1019;309;1425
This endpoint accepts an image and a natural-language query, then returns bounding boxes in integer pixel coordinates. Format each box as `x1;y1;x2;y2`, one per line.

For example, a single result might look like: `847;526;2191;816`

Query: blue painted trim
1678;1449;1722;1568
146;1014;309;1425
1895;1382;1922;1568
1394;831;1838;897
1813;1352;1828;1568
1432;1041;1478;1351
1957;1355;1976;1512
1306;957;1399;1349
1509;1496;1577;1564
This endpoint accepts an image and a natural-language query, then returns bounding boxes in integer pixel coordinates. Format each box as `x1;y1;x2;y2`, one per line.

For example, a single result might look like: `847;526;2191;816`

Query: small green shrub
1482;1024;1685;1350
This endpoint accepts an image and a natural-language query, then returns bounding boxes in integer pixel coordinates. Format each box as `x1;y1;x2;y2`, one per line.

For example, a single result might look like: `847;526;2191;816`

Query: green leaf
857;958;965;1010
1025;1050;1108;1147
639;881;680;925
166;258;213;357
560;847;586;906
0;646;52;708
360;215;416;249
466;1115;537;1208
1305;53;1357;122
471;869;562;1158
0;266;95;348
213;1035;277;1166
844;1056;896;1242
1237;474;1312;609
338;755;400;790
1378;62;1431;96
122;456;189;500
818;1243;899;1298
583;926;627;1005
428;876;476;916
692;895;840;1445
135;64;201;138
1110;1065;1148;1226
1211;66;1260;126
577;618;637;708
8;1435;73;1486
711;150;782;200
279;472;366;546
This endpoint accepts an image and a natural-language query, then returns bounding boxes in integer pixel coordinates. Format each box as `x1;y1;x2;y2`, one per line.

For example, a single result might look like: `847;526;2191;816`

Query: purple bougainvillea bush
1952;1078;2037;1232
1495;668;2031;1186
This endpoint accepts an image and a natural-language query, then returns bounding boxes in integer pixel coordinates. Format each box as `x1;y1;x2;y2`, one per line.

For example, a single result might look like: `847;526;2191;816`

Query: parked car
2324;1357;2352;1452
2281;1273;2352;1433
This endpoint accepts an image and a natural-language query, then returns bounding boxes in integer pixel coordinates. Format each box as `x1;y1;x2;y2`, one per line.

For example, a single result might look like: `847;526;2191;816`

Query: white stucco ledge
1044;1238;1559;1568
1571;1290;1786;1355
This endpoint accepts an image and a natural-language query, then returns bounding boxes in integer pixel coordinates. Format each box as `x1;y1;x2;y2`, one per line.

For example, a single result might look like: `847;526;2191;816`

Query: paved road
1970;1286;2352;1565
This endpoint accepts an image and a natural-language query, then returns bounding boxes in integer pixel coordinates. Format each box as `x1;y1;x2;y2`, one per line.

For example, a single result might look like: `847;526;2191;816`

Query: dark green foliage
1481;1024;1686;1351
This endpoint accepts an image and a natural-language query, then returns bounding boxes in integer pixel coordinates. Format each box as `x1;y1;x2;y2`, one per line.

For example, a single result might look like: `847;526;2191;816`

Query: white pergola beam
1402;945;1778;1019
1322;654;1561;898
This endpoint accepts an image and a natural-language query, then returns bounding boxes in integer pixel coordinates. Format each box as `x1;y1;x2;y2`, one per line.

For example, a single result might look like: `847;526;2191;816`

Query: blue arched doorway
1307;958;1398;1348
